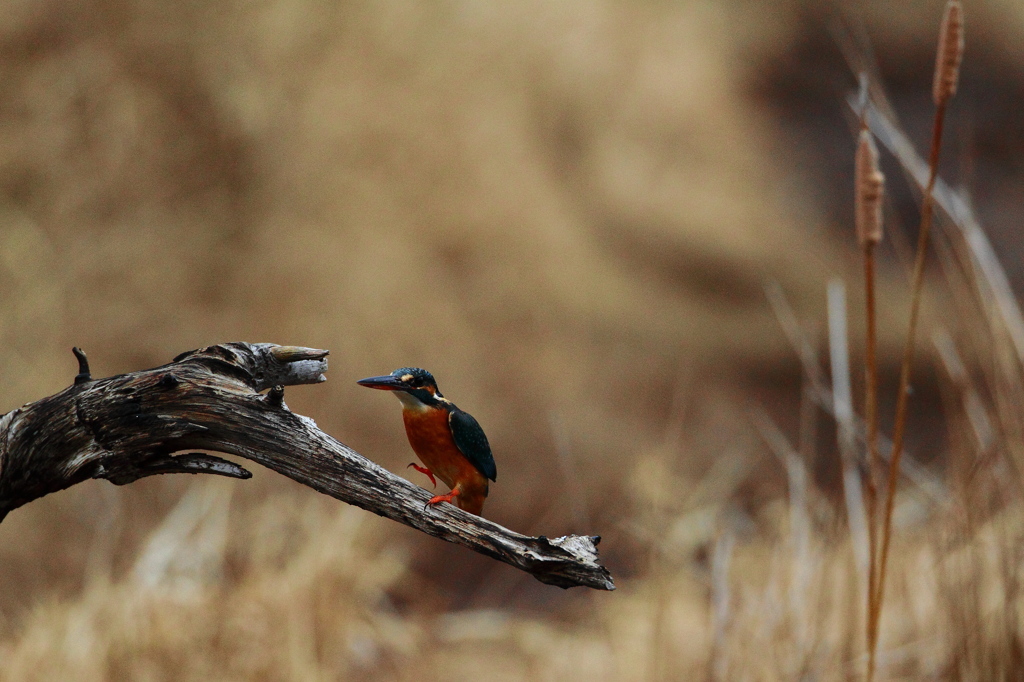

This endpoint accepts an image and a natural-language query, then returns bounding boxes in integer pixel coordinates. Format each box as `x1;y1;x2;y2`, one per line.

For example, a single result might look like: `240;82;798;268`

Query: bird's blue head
357;367;447;409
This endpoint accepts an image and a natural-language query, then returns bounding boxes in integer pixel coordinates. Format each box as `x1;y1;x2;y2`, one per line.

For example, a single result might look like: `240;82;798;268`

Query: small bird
357;368;497;515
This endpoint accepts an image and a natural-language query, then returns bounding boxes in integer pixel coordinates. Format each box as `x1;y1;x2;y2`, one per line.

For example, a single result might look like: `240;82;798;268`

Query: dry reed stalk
856;121;885;681
871;1;964;678
828;280;870;588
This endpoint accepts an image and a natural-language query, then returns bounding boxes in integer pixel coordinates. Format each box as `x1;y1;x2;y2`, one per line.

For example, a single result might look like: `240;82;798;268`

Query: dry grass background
2;0;1024;679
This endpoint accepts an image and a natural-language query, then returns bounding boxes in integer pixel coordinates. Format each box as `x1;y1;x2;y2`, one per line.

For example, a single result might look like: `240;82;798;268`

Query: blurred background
2;0;1024;679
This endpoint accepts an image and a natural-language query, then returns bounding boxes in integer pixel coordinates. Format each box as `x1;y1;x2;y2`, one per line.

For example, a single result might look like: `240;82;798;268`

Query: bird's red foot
425;488;460;510
407;463;437;488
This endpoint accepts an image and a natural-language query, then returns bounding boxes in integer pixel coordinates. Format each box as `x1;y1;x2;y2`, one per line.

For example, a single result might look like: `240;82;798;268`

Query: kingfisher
357;368;497;516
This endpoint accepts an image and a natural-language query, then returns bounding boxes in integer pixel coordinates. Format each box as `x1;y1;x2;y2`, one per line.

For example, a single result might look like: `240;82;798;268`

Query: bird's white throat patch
394;390;432;411
393;388;449;411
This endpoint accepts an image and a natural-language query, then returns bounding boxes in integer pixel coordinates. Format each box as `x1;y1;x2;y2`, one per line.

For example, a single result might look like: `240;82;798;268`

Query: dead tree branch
0;343;614;591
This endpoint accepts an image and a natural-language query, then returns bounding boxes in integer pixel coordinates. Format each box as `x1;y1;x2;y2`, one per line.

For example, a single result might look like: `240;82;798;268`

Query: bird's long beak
357;374;404;390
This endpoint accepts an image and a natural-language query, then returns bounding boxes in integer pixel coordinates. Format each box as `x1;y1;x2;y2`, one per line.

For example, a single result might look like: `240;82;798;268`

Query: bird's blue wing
449;409;497;481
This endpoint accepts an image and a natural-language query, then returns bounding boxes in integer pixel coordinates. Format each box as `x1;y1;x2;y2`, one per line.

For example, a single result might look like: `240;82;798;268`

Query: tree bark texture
0;343;614;591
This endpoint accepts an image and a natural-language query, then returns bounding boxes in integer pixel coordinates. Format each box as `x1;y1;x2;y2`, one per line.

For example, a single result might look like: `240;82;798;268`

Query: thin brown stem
855;83;885;681
872;98;949;658
864;241;881;682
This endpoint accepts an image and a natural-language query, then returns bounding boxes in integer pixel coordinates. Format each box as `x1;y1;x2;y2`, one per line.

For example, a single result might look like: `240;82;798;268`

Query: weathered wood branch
0;343;614;591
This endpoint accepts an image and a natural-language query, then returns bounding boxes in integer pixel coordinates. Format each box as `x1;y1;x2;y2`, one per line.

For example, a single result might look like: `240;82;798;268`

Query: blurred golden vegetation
3;0;1024;679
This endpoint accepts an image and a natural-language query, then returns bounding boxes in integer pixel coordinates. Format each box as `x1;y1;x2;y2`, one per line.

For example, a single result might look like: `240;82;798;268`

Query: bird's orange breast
402;407;488;511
